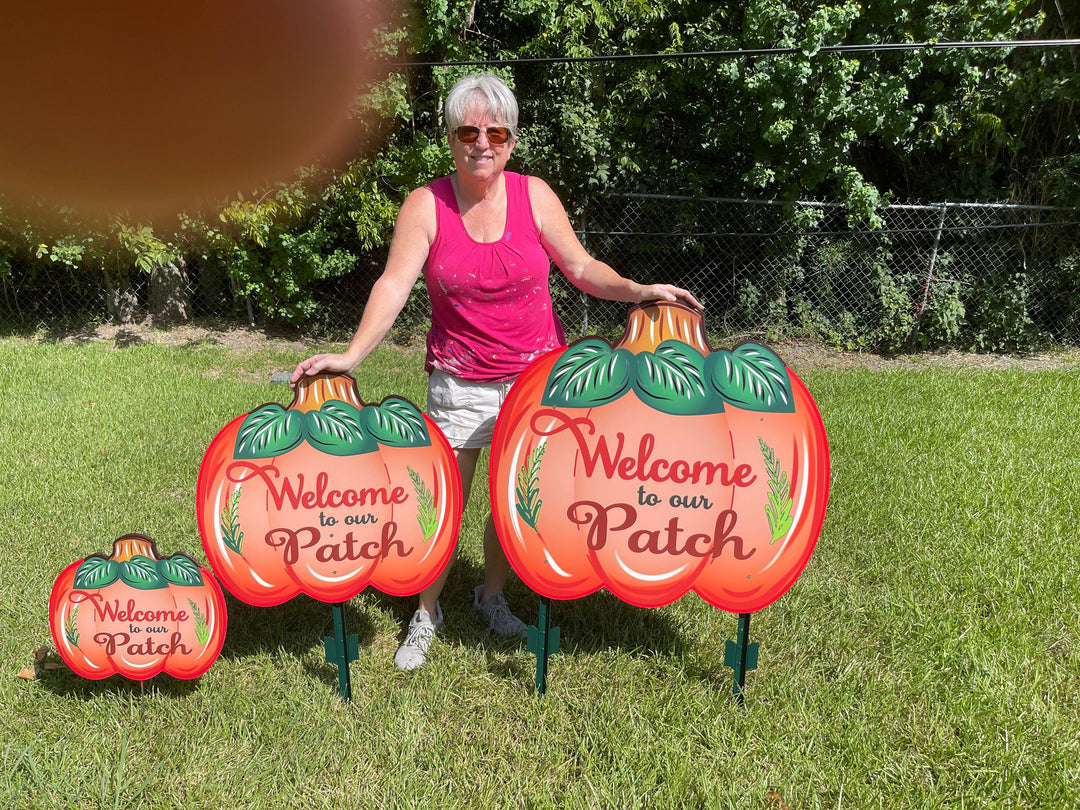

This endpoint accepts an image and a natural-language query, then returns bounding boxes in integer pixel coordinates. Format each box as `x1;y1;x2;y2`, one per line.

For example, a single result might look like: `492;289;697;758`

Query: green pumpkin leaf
363;398;431;448
707;343;795;413
158;555;205;587
541;339;634;409
119;556;166;590
633;341;719;416
304;401;377;456
235;404;305;459
73;557;120;590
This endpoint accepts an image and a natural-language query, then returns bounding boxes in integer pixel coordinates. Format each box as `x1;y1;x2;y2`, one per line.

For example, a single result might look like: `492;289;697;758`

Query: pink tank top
423;171;565;382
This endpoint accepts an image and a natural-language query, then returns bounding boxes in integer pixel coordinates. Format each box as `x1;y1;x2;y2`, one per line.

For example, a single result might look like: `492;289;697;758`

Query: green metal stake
527;596;560;696
724;612;759;704
323;602;359;702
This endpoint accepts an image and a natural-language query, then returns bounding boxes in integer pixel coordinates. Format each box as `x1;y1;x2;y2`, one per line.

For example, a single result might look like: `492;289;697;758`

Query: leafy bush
965;270;1043;352
873;263;917;353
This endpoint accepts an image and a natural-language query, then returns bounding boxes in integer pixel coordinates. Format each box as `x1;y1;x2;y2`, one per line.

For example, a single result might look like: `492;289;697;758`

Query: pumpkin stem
289;372;364;413
110;533;160;562
613;300;711;354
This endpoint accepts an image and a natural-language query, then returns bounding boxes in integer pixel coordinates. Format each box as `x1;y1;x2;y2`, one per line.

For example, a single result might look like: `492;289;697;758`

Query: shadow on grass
435;568;729;686
0;315;313;349
210;558;493;691
351;562;688;653
32;590;368;700
216;591;377;660
538;594;750;697
532;591;687;655
33;667;202;700
246;557;702;686
500;583;752;694
35;560;731;699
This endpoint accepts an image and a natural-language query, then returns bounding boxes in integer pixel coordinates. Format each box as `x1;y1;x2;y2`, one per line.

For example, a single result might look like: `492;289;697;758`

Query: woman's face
448;102;515;183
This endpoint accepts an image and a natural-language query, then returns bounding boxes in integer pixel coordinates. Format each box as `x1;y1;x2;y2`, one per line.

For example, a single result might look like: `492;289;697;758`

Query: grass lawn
2;334;1079;809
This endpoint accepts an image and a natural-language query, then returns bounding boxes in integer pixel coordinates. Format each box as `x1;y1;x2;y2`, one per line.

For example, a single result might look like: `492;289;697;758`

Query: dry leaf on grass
19;645;66;679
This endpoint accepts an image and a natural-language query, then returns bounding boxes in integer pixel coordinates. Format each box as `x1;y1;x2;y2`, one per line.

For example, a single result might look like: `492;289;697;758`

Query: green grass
2;336;1079;808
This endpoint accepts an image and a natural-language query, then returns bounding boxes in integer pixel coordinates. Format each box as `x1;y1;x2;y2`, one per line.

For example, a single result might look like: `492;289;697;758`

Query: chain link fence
4;196;1079;352
559;195;1080;352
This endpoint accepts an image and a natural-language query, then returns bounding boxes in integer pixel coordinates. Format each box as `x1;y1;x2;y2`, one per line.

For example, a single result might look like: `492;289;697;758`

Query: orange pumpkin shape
197;373;461;607
49;534;227;680
490;301;830;613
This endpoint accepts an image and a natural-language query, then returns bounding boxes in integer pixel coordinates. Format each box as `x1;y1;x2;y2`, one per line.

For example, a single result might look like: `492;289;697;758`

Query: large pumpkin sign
197;373;461;607
49;534;227;680
490;301;829;613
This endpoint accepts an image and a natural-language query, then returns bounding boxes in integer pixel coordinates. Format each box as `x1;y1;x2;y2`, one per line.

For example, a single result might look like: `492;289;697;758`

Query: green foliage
966;270;1043;352
187;180;352;324
2;0;1080;342
914;274;967;349
115;224;175;274
731;232;918;351
438;0;1076;218
874;262;918;353
35;236;90;270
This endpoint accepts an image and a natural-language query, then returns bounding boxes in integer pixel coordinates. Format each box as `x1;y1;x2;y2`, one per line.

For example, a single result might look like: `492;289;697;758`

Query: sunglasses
453;125;512;145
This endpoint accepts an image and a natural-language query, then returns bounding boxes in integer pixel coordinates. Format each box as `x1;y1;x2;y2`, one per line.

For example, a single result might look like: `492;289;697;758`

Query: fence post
579;214;590;335
907;201;949;347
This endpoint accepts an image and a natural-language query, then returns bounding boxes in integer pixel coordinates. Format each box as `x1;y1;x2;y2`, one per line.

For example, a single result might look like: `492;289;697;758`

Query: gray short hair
444;73;518;135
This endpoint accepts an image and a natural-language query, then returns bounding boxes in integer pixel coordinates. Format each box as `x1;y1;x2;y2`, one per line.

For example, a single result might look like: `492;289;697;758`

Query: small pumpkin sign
490;301;830;613
197;372;462;607
49;534;227;680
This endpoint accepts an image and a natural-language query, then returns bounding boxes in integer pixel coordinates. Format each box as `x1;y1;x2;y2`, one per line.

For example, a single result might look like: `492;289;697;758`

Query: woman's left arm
530;176;702;309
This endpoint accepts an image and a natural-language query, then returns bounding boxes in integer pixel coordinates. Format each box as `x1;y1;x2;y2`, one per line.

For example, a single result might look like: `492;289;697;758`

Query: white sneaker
473;586;528;639
393;603;444;670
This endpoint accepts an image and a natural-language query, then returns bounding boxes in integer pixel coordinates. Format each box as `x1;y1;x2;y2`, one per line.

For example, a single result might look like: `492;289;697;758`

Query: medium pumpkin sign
490;301;830;613
49;534;227;680
197;373;461;607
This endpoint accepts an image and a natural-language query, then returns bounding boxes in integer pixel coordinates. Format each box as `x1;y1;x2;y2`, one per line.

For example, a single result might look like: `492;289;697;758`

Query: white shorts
426;370;516;449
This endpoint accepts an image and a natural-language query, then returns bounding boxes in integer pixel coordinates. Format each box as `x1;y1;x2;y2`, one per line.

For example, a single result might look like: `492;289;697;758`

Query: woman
292;73;700;670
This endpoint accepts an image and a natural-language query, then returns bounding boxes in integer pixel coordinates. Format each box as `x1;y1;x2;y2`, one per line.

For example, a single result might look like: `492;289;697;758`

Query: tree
2;0;1076;329
399;0;1077;215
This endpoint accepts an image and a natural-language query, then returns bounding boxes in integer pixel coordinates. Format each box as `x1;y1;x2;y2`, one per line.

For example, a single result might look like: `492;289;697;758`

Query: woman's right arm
290;187;435;385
